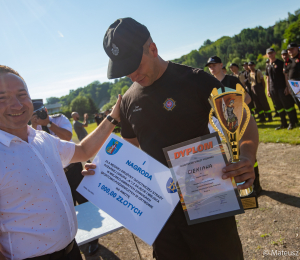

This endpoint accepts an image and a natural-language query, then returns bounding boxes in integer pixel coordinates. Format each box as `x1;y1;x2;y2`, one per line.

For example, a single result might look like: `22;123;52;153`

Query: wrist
107;114;120;125
109;113;120;122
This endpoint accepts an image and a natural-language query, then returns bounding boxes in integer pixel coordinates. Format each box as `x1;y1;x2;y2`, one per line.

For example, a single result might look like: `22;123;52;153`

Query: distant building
45;103;62;114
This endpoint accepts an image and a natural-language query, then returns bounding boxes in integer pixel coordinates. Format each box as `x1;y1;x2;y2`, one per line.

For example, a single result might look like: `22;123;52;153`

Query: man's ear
149;42;158;58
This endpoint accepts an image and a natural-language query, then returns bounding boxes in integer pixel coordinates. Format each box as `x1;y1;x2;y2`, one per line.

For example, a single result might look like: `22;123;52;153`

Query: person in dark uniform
242;62;256;115
248;61;272;122
284;42;300;110
266;48;298;130
265;59;279;118
281;49;289;64
32;105;100;256
206;56;262;195
94;112;105;126
229;63;246;87
102;18;259;260
222;65;227;74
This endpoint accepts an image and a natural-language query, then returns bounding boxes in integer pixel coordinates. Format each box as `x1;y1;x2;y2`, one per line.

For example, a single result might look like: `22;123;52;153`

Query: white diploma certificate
163;133;244;225
77;134;179;245
288;80;300;101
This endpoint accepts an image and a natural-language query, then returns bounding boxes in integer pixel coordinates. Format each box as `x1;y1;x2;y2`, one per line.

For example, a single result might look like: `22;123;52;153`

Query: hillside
172;9;300;72
46;8;299;117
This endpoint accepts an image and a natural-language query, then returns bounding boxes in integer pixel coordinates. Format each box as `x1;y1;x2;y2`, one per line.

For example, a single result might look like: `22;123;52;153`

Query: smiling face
0;73;33;135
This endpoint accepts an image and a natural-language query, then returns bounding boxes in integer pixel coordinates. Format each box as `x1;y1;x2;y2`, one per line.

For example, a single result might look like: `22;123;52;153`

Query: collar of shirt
0;126;36;147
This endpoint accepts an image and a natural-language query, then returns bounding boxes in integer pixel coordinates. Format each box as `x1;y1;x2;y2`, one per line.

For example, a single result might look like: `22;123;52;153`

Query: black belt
64;163;76;173
25;239;74;260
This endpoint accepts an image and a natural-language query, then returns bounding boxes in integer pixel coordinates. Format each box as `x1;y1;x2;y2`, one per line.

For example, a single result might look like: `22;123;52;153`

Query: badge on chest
163;98;176;111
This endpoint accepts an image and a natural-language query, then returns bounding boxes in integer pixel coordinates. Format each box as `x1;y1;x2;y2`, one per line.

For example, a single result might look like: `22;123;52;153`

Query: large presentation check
163;133;244;225
288;80;300;101
77;134;179;245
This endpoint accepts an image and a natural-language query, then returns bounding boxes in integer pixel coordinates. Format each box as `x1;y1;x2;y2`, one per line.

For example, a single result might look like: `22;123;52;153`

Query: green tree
46;97;60;104
282;19;300;49
70;96;90;116
121;85;129;95
87;96;98;114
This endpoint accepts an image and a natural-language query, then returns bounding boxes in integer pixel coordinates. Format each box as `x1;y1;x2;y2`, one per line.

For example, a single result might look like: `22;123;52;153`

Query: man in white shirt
31;103;100;256
0;65;121;260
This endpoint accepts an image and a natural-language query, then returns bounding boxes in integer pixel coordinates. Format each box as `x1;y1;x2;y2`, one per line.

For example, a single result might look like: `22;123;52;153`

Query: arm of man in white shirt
70;95;121;163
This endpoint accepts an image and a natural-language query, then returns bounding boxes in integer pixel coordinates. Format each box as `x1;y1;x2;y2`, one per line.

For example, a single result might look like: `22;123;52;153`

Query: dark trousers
246;87;256;114
251;84;271;114
65;163;98;246
25;240;82;260
59;241;82;260
270;88;298;125
153;203;243;260
65;162;88;205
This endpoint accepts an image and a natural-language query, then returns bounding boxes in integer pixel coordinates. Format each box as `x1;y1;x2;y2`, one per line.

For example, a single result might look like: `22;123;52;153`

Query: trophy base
240;191;258;210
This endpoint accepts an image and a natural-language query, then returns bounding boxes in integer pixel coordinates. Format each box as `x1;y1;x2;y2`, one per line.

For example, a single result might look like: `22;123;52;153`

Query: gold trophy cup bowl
208;84;253;198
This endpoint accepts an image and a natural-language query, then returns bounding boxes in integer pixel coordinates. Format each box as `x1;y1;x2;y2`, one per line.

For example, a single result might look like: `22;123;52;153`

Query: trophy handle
239;103;251;140
209;109;226;140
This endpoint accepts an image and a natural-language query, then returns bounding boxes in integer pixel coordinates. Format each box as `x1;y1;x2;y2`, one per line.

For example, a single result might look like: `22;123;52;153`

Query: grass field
72;122;120;143
258;87;300;145
72;86;300;145
72;110;300;145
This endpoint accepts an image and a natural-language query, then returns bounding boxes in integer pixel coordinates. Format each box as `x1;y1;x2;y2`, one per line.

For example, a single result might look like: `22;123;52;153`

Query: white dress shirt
0;126;77;260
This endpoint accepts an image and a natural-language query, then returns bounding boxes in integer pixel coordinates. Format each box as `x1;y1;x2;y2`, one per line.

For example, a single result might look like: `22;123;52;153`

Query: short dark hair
0;65;24;81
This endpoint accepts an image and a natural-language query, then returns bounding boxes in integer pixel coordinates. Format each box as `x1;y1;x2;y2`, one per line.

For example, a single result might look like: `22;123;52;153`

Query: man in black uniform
266;48;298;130
229;63;247;87
281;49;289;65
206;57;250;103
103;18;258;260
265;58;279;118
242;62;256;115
285;42;300;110
222;65;227;74
206;56;262;195
248;61;272;122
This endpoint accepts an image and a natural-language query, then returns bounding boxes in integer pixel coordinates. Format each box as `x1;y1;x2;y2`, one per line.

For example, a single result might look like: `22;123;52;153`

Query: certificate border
163;132;244;225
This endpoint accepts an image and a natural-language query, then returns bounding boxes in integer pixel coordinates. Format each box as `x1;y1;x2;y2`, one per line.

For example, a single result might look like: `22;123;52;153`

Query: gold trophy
208;84;257;210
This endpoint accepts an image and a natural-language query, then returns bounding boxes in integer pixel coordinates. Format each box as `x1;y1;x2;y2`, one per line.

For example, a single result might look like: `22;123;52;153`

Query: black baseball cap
287;42;298;50
222;65;226;69
266;48;275;53
281;49;288;54
229;63;239;68
243;62;248;66
248;61;255;65
205;56;222;67
103;18;150;79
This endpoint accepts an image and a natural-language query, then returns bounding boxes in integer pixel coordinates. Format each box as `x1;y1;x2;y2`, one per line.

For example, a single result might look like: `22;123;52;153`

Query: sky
1;0;299;102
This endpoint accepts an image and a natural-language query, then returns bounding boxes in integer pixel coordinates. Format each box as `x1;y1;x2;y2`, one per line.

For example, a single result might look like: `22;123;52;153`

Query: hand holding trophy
208;84;257;210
